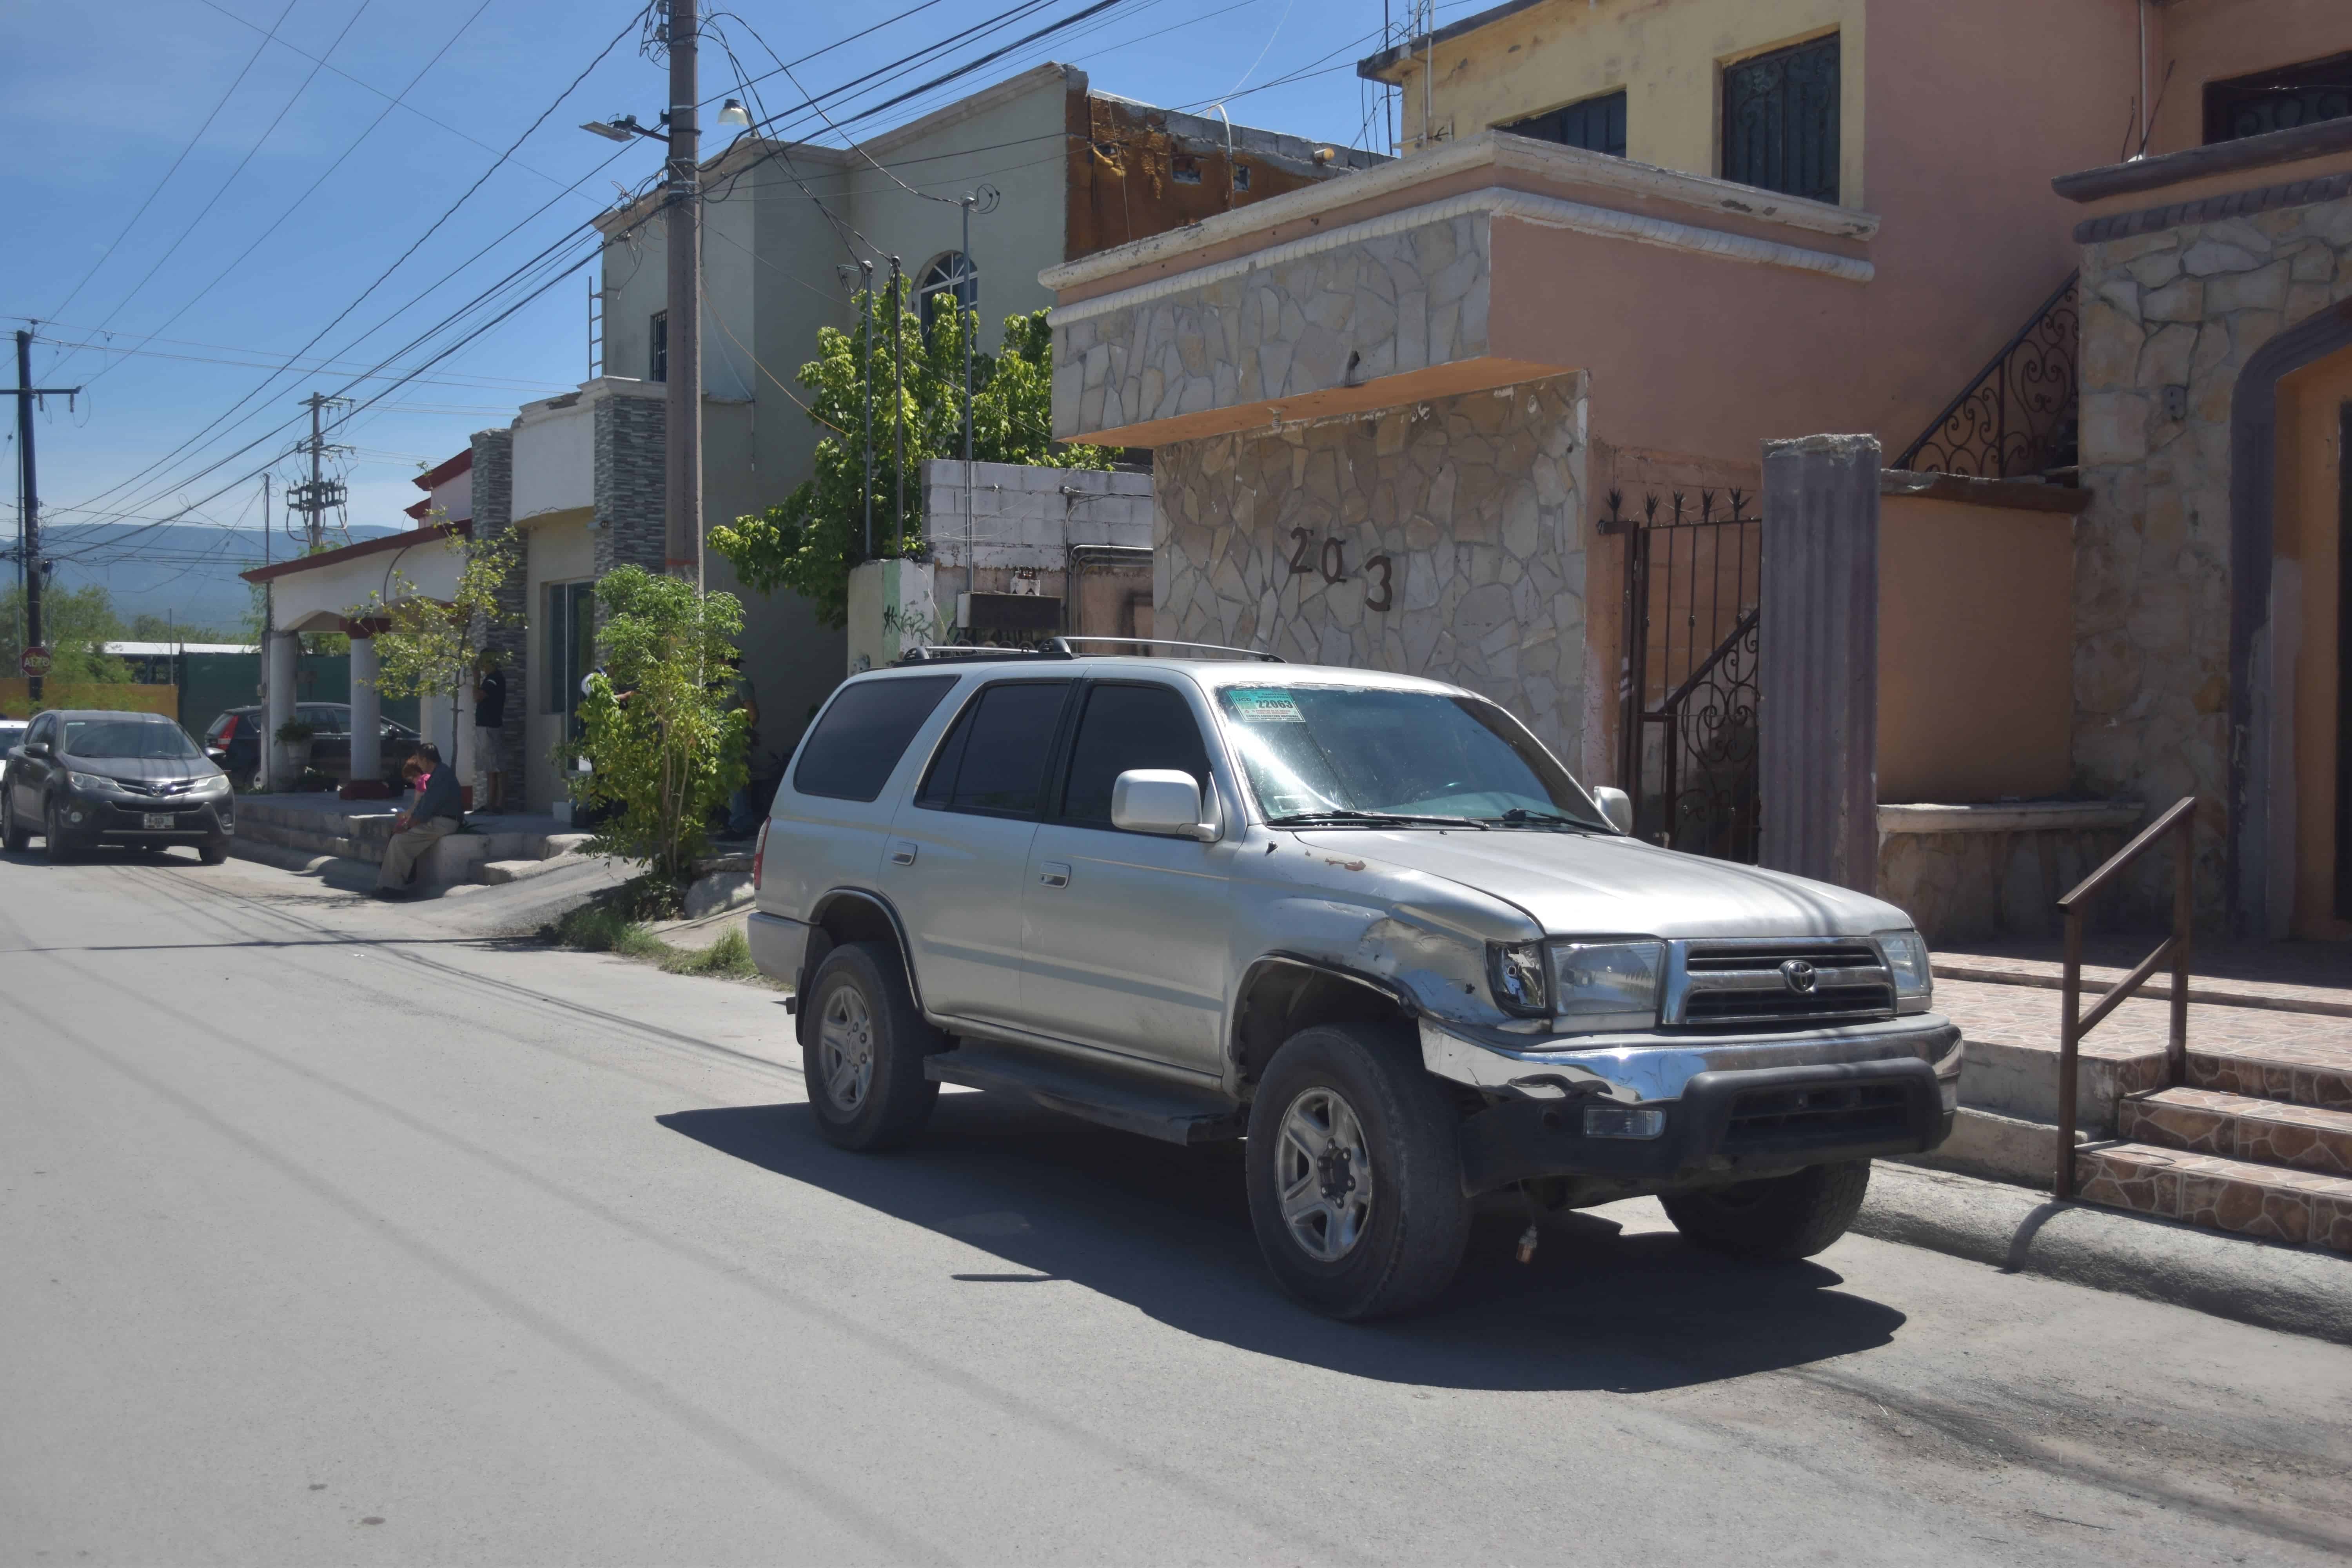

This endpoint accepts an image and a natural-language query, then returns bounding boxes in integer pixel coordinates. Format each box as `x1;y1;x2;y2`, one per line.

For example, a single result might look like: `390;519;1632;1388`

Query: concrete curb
1857;1162;2352;1346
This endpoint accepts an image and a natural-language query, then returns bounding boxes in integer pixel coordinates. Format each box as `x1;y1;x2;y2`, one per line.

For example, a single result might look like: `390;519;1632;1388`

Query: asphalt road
5;846;2350;1566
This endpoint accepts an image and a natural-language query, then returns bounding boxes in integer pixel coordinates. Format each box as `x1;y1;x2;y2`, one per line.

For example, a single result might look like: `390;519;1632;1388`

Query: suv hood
63;755;221;785
1293;828;1912;939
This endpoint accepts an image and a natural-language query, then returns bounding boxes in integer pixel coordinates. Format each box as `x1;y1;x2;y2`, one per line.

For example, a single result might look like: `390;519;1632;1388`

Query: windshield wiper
1488;808;1605;831
1266;809;1490;829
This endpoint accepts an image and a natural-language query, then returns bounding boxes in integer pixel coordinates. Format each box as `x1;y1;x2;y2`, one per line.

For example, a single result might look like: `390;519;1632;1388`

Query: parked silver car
750;645;1959;1319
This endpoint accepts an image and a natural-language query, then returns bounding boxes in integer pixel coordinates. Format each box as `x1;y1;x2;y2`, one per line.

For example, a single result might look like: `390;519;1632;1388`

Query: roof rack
892;644;1070;666
1048;636;1283;663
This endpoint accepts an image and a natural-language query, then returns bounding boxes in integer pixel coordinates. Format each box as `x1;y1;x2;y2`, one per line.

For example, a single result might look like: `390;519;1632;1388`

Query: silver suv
750;645;1958;1319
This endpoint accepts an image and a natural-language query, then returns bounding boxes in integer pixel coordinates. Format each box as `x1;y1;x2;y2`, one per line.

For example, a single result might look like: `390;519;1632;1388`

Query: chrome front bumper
1420;1013;1961;1107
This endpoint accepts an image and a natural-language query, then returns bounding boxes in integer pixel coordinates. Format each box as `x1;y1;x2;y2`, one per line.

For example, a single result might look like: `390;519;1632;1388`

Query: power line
53;0;381;384
43;0;299;326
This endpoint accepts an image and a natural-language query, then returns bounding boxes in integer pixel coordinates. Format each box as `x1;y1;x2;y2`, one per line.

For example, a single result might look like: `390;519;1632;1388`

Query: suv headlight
1877;929;1933;1013
1549;940;1664;1031
1488;938;1665;1029
190;772;232;795
67;771;127;796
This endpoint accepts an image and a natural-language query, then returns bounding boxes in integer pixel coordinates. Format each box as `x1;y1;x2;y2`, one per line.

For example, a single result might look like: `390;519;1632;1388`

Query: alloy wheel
818;984;877;1114
1276;1085;1376;1262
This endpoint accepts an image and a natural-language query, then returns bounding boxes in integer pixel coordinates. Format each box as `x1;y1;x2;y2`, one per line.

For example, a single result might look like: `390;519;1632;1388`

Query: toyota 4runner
750;643;1959;1319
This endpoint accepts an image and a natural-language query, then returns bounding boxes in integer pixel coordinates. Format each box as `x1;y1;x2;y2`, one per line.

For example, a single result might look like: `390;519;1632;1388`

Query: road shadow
659;1092;1907;1394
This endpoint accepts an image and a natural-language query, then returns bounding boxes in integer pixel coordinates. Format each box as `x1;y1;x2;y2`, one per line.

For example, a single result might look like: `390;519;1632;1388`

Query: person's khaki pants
378;815;457;889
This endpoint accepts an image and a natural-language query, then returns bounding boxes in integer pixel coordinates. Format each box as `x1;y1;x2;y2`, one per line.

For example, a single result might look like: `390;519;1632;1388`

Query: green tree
0;583;129;684
710;302;1115;628
127;612;237;643
566;566;749;892
345;525;520;759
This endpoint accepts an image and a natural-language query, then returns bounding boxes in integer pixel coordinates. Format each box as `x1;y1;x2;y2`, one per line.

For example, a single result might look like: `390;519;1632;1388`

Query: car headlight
67;771;128;796
1489;938;1666;1028
1489;942;1549;1016
1548;940;1664;1031
190;772;232;795
1877;929;1933;1012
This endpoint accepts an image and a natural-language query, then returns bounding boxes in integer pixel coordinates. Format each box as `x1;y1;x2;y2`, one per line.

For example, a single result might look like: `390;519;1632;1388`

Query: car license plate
142;813;175;830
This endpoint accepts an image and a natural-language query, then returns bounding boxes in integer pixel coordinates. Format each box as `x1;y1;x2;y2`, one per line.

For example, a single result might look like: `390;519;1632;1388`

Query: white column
263;631;297;792
454;678;477;809
348;636;381;788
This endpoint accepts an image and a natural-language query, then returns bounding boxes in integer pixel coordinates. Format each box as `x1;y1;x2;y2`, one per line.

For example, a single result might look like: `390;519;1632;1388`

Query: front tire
199;837;230;865
1245;1024;1471;1320
1661;1160;1871;1262
0;791;27;852
44;799;78;862
801;941;942;1151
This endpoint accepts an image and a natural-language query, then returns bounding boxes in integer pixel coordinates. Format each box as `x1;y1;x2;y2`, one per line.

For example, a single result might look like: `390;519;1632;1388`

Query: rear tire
1661;1160;1871;1262
1245;1024;1471;1320
801;941;943;1151
0;791;27;852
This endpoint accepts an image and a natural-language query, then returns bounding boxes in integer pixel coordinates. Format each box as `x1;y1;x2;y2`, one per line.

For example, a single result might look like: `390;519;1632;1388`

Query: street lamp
717;98;751;130
579;113;664;142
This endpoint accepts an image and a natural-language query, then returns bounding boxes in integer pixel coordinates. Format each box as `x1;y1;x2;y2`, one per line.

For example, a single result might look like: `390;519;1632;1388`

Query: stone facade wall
1154;373;1587;760
1880;825;2139;943
592;392;666;580
2074;192;2352;922
1055;211;1490;436
466;427;526;776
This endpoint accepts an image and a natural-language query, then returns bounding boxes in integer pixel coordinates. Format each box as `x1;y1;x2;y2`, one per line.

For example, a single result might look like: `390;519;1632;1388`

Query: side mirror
1111;769;1216;841
1590;785;1633;834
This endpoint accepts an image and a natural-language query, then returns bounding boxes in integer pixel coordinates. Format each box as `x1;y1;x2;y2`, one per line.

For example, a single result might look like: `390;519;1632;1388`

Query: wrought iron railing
1895;272;2080;480
2054;796;2197;1200
1604;488;1762;862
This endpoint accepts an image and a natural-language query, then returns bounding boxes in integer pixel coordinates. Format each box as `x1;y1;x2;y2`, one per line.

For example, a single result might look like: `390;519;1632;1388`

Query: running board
925;1042;1246;1145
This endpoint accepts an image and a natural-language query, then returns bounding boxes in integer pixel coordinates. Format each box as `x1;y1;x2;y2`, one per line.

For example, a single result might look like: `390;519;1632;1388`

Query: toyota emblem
1780;958;1819;994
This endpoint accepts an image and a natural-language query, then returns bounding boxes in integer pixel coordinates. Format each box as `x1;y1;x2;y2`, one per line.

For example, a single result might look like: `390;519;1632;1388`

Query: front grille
1721;1082;1912;1152
108;777;196;798
1671;940;1896;1029
1682;986;1896;1024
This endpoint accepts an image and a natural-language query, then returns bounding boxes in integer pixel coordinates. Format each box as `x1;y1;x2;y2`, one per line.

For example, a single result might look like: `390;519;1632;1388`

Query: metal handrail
2053;795;2197;1199
1894;270;2080;476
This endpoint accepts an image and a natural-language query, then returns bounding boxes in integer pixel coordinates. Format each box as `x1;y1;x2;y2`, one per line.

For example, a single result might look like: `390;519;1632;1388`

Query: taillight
752;818;768;890
218;716;239;742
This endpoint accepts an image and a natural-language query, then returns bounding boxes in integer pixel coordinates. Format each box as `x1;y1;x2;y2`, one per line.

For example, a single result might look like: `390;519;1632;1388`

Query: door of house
1608;488;1762;862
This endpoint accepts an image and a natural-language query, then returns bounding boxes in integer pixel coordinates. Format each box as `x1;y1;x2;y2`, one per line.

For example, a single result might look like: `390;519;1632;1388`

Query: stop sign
18;645;52;678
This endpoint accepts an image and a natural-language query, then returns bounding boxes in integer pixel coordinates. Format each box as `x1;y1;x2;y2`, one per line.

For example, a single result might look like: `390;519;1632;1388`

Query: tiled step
2074;1142;2352;1254
2187;1040;2352;1111
2120;1087;2352;1178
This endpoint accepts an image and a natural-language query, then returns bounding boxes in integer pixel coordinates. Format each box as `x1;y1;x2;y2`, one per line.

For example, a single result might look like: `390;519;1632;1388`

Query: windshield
61;719;206;762
1216;684;1609;829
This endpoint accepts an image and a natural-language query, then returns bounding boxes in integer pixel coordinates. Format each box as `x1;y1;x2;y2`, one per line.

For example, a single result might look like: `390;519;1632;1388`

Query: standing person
375;742;464;899
472;654;509;814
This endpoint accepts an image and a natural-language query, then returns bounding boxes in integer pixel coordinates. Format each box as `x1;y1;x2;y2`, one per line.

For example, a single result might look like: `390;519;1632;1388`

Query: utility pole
859;259;875;561
664;0;704;587
286;392;349;552
889;254;904;555
11;329;82;706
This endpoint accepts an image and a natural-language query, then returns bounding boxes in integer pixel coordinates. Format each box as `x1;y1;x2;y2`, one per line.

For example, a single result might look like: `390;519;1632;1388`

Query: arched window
915;252;978;330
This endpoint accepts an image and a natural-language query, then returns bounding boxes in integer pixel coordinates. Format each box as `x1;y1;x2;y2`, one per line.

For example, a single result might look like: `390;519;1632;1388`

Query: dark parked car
3;710;236;863
204;702;419;788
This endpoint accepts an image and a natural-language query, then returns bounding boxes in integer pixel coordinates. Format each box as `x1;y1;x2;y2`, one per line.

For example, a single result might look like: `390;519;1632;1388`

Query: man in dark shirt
473;655;510;813
375;742;465;898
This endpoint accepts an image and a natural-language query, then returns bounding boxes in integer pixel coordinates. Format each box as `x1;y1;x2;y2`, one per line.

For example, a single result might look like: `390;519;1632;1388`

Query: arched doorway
2232;307;2352;940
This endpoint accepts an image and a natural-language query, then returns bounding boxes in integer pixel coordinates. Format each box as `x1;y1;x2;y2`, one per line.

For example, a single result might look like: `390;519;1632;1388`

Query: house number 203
1285;528;1394;612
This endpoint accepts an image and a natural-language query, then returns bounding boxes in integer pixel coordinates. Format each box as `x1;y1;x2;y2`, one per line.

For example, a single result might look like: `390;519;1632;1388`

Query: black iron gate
1606;488;1762;862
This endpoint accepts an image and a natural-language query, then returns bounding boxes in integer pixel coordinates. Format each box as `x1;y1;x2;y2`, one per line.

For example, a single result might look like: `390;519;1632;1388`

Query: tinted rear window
916;681;1070;817
792;676;958;802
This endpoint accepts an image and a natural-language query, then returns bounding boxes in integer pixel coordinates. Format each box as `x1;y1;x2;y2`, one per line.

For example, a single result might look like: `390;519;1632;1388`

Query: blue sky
2;0;1440;587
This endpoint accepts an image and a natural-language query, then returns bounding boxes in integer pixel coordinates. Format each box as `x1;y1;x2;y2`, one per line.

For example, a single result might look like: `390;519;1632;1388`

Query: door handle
888;839;918;866
1038;862;1070;888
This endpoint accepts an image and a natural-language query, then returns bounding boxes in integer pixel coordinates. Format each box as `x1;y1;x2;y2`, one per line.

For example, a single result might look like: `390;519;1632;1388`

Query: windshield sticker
1226;689;1303;723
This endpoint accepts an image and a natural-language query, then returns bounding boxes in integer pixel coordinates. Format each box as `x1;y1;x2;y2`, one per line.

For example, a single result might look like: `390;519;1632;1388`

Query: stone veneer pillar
467;427;524;785
1758;434;1880;894
593;392;667;579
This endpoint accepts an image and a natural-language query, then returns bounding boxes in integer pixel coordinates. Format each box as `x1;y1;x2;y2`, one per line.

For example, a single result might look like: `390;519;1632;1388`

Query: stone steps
2120;1087;2352;1178
2073;1142;2352;1254
2185;1038;2352;1111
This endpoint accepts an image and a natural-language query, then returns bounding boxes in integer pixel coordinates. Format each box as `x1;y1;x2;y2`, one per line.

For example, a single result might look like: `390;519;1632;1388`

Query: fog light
1584;1104;1665;1140
69;809;87;824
